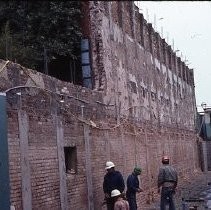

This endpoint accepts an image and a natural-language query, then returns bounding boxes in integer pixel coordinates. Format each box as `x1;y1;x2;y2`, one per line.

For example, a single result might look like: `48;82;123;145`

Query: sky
135;1;211;111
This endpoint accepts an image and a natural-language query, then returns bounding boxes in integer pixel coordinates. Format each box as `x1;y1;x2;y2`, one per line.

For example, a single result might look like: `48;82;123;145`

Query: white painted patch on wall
178;77;182;86
162;64;166;73
129;73;137;85
150;55;153;63
173;74;177;82
113;23;124;43
126;34;134;43
155;58;160;69
168;70;173;85
137;42;144;50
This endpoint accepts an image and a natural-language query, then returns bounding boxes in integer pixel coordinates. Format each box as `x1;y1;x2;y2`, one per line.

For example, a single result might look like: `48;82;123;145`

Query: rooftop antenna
180;52;183;60
135;1;139;12
161;26;163;39
157;17;164;35
154;14;156;31
146;8;149;22
166;31;169;44
175;49;180;56
172;39;174;51
138;2;142;13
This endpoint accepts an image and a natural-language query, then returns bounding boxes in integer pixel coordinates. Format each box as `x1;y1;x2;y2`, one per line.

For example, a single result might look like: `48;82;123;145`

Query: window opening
64;146;77;174
47;46;83;85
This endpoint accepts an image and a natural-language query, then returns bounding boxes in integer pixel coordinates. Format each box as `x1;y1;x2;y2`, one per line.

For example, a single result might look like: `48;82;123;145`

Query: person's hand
157;188;161;194
137;188;143;193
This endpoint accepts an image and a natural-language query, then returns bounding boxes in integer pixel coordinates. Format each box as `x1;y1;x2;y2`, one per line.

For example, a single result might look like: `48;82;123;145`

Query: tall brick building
0;1;200;210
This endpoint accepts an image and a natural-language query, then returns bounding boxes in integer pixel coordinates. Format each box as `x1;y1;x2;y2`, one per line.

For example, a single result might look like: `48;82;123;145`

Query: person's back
158;156;178;210
111;189;129;210
104;170;125;194
114;197;129;210
158;165;178;186
103;161;125;210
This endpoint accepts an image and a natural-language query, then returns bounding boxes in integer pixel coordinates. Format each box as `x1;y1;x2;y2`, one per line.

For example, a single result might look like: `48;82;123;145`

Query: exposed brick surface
3;63;200;209
0;1;200;210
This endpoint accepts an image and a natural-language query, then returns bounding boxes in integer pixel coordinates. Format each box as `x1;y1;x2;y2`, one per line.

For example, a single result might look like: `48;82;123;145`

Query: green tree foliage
0;1;82;69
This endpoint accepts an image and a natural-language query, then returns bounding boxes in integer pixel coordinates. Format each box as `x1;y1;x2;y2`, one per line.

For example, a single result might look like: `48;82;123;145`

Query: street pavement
145;171;211;210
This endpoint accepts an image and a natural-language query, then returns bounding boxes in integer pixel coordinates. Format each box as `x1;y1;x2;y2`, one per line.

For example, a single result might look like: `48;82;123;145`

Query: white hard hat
105;161;115;170
111;189;121;197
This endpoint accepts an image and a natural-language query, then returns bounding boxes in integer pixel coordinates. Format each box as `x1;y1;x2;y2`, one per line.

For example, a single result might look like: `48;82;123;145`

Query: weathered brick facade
89;1;196;128
0;1;200;210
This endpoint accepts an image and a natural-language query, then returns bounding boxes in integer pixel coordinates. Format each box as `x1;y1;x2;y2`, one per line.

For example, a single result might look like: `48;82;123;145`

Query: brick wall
0;1;201;209
0;59;200;210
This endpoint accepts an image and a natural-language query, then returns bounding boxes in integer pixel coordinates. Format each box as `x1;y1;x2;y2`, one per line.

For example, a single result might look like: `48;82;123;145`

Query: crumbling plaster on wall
25;72;45;89
98;12;161;122
89;1;196;130
88;1;106;91
102;15;153;120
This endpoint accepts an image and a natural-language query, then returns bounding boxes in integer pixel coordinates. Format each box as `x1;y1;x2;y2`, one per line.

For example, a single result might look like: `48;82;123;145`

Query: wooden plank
18;110;32;210
84;124;94;210
55;116;68;210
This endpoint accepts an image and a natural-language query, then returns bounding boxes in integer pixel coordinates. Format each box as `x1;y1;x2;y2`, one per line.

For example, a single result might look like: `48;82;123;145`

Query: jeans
127;194;137;210
160;187;176;210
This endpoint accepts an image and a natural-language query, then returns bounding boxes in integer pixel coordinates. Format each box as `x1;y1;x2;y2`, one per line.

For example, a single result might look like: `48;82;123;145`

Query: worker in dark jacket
158;156;178;210
126;167;143;210
103;161;125;210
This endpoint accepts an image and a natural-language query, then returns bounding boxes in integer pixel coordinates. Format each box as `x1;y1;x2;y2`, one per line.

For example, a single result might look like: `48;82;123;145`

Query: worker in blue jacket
103;161;125;210
126;167;143;210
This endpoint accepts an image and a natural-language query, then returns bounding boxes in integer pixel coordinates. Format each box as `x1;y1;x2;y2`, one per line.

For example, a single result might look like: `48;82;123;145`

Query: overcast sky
135;1;211;111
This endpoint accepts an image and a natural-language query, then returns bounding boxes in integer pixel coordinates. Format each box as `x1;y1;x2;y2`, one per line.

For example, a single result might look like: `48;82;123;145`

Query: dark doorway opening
48;55;82;85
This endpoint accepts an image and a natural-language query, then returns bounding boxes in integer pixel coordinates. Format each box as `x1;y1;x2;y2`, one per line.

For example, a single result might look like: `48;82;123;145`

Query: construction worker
158;156;178;210
111;189;130;210
126;167;143;210
103;161;125;210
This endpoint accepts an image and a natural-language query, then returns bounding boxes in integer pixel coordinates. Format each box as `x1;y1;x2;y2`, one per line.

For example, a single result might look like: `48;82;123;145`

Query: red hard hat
162;156;169;163
162;156;169;161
